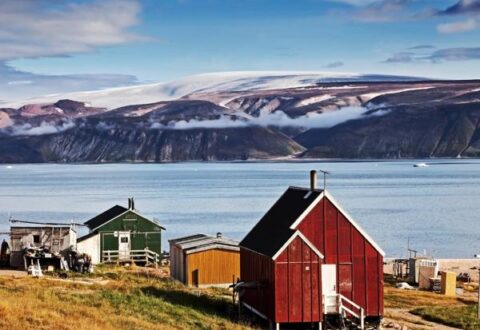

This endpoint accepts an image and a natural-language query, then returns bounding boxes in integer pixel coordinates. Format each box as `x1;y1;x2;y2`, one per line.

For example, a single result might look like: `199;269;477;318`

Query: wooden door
322;264;337;314
118;231;131;259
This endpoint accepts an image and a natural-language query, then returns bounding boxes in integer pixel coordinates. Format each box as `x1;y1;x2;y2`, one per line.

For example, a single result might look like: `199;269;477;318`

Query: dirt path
0;269;27;278
384;308;460;330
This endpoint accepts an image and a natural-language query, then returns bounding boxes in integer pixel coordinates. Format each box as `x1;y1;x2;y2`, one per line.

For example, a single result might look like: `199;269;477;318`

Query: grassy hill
1;267;479;330
0;266;257;330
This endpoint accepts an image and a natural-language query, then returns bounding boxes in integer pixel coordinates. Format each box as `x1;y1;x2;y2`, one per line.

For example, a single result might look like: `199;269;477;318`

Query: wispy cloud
428;47;480;62
0;0;147;61
437;0;480;16
327;0;378;6
1;120;76;136
407;45;436;50
384;52;415;63
0;63;139;103
151;107;386;130
324;61;345;68
0;0;145;101
384;46;480;63
437;18;477;33
341;0;414;22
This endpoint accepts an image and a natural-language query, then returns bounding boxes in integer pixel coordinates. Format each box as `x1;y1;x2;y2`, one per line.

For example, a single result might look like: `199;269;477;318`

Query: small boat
413;162;429;168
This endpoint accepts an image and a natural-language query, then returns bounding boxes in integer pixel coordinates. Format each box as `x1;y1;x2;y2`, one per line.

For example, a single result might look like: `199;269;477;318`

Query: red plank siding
297;199;325;254
324;199;338;264
274;236;323;323
240;248;275;319
244;192;383;325
366;242;380;315
302;241;312;322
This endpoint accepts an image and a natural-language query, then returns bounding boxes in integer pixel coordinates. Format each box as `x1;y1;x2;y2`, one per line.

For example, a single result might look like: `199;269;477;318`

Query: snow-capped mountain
1;72;480;163
0;71;423;110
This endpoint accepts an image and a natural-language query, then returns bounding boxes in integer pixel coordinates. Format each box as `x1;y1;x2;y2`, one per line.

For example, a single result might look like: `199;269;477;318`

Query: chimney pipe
128;198;131;209
131;197;135;210
216;232;222;238
310;170;317;191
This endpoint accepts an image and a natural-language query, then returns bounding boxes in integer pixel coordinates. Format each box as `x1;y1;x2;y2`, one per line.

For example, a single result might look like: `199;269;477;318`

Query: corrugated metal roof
170;234;239;254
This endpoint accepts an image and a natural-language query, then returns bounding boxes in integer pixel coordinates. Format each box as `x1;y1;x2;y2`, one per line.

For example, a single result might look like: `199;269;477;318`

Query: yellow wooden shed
169;233;240;287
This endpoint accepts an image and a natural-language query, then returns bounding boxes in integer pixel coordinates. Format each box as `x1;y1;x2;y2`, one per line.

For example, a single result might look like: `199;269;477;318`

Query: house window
33;235;40;244
120;237;129;243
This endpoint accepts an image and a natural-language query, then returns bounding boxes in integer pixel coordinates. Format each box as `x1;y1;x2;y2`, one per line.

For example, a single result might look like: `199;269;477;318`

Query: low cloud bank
1;120;75;136
152;106;387;130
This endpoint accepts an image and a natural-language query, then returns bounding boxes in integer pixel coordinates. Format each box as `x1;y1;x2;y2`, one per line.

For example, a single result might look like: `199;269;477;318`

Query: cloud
427;47;480;62
151;107;385;130
384;46;480;63
437;0;480;16
0;63;139;102
383;52;415;63
328;0;378;6
2;120;75;136
0;0;147;101
324;61;345;68
407;45;436;50
437;18;477;33
349;0;414;22
0;0;147;61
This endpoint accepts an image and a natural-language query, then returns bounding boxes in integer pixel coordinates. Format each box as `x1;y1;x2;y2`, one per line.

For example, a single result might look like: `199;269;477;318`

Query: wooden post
477;268;480;320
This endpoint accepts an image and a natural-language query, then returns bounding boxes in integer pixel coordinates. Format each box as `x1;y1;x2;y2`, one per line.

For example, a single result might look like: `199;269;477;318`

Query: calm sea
1;160;479;258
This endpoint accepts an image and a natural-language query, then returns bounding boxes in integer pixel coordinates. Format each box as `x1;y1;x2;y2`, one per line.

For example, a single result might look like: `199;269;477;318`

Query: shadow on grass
141;286;231;316
140;285;264;328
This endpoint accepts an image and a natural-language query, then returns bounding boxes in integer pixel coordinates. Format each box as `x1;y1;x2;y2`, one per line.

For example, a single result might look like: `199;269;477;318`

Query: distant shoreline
2;158;480;166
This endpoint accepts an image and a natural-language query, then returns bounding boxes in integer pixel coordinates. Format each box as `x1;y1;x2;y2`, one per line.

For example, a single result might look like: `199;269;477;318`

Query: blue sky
1;0;480;100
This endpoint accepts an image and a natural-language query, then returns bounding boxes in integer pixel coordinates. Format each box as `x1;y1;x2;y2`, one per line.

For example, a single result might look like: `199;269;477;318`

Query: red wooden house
239;171;384;330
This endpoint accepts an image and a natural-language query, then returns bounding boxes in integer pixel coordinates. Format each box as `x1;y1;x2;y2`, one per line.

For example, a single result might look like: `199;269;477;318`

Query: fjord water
0;161;479;258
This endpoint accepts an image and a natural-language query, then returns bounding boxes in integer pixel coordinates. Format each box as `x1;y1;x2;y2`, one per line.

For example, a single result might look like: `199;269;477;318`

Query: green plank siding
97;210;163;257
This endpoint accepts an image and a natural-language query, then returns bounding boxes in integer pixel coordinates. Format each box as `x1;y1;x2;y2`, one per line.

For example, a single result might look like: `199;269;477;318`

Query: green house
77;198;165;265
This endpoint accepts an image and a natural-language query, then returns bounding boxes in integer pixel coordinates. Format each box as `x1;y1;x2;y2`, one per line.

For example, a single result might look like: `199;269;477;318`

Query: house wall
95;211;162;256
9;227;76;268
296;197;384;317
240;248;275;320
185;248;240;287
77;234;101;264
170;244;186;283
274;236;323;323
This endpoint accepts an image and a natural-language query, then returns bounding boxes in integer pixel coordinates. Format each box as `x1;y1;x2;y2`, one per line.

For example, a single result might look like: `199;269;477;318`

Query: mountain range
1;71;480;163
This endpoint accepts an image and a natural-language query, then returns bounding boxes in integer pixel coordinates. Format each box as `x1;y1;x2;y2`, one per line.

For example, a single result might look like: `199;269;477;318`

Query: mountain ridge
1;73;480;162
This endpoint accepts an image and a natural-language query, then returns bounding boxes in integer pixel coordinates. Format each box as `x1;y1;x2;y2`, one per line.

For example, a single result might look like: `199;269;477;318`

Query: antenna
318;170;330;190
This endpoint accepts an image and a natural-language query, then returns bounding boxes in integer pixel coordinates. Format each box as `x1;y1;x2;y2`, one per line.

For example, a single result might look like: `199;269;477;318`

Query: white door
322;264;337;314
118;231;131;259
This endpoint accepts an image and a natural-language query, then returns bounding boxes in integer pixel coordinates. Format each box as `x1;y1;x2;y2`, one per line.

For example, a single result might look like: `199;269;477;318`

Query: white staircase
323;293;365;330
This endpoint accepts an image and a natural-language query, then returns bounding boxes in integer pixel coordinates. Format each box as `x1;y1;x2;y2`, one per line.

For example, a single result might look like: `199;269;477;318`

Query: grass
384;274;480;329
2;269;479;330
0;265;257;330
411;305;480;330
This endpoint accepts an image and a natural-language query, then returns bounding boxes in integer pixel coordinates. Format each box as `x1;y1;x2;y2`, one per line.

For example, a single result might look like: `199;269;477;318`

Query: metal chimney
127;198;131;209
131;197;135;210
310;170;317;191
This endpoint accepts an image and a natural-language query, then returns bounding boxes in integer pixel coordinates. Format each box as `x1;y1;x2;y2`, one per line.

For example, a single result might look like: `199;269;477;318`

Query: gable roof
239;187;323;258
169;234;208;245
84;205;128;230
77;230;99;242
239;187;385;258
171;234;239;254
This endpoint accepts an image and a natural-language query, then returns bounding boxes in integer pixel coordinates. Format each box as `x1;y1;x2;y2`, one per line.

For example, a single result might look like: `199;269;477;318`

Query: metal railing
322;293;365;330
102;248;159;267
